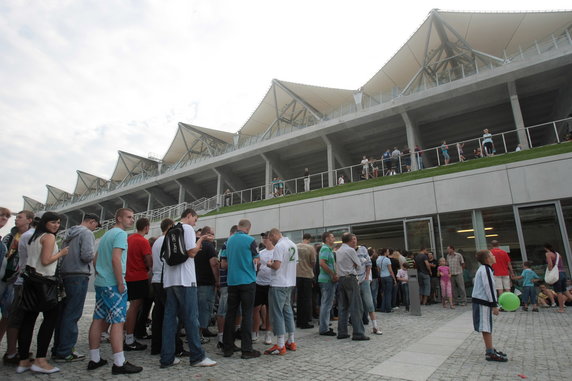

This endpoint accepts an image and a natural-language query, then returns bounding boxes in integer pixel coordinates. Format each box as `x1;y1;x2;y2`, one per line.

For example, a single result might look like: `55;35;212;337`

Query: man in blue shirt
87;208;142;375
220;219;260;359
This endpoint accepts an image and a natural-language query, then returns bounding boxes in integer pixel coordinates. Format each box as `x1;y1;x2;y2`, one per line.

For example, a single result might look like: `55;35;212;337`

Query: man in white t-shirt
264;228;298;356
160;209;216;369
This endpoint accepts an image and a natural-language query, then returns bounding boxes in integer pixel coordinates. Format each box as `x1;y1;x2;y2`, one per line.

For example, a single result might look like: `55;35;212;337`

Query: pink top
438;265;450;281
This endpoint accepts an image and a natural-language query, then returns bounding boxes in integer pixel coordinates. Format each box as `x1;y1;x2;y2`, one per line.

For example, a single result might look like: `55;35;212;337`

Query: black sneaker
241;350;261;359
111;361;143;374
494;349;508;359
124;341;147;351
3;353;21;366
352;335;371;341
485;352;507;362
319;330;336;336
337;334;350;339
87;358;108;370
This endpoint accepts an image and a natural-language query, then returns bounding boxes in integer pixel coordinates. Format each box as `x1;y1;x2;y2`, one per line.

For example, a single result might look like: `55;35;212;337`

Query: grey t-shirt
415;253;429;275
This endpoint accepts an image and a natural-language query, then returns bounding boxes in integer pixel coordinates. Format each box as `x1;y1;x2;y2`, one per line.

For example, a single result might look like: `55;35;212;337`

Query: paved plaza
1;292;571;381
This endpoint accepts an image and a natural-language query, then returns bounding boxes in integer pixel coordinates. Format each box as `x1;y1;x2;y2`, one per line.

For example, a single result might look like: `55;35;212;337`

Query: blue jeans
319;282;335;334
522;286;537;305
381;276;393;313
359;280;374;313
161;286;204;366
370;278;379;308
337;275;364;337
269;286;295;336
54;275;89;357
400;283;410;308
197;285;215;329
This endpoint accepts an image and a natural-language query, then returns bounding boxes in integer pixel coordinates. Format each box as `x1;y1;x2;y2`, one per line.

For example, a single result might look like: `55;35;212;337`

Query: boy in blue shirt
512;261;540;312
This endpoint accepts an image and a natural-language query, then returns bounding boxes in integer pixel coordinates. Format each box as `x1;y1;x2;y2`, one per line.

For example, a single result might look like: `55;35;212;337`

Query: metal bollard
408;268;422;316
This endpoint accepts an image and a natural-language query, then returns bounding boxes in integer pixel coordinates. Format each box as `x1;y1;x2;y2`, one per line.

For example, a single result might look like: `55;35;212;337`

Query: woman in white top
17;212;68;374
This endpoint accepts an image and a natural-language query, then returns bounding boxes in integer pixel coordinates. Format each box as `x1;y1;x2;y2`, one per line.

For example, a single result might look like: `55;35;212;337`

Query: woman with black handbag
16;212;68;374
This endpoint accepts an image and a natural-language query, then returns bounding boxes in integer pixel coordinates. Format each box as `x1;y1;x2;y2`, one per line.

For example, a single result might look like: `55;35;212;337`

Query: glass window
481;206;522;271
560;198;572;271
351;221;405;252
283;230;302;243
437;211;478;284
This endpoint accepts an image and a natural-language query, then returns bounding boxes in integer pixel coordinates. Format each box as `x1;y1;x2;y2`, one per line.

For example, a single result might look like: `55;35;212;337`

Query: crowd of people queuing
0;206;570;374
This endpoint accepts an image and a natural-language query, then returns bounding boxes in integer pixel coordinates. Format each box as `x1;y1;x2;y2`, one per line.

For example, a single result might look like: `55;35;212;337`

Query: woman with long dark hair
17;212;68;374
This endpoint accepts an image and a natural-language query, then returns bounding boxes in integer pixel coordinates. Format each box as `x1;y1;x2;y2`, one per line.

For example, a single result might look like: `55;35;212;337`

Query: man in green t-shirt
318;231;337;336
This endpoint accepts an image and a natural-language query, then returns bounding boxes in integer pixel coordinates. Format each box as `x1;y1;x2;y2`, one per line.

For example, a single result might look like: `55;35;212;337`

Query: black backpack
160;222;188;266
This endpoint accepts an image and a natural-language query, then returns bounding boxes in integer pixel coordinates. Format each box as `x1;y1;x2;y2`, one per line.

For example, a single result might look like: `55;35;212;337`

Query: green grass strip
204;143;572;217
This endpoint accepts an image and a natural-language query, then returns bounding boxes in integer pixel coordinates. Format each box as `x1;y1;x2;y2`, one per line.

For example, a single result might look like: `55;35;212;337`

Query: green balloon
498;292;520;311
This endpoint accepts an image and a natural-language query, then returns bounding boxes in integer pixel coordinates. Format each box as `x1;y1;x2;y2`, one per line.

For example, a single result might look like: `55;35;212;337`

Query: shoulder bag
544;253;560;285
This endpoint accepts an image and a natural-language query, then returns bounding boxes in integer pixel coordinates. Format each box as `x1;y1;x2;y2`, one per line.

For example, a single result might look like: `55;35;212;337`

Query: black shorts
127;279;150;301
254;284;270;306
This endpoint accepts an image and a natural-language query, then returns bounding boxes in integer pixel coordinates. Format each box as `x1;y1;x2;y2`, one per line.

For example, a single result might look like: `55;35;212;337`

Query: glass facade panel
404;218;435;253
481;206;522;271
351;221;405;251
436;211;476;295
283;230;303;243
560;198;572;273
517;203;567;275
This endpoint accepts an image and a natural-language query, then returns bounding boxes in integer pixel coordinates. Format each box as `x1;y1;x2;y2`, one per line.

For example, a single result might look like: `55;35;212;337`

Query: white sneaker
192;357;216;367
264;333;273;345
31;364;60;374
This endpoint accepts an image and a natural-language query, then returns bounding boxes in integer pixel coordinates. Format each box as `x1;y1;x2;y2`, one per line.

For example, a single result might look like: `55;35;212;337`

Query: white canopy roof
162;123;235;165
73;170;109;196
46;185;72;206
22;196;44;211
362;9;572;96
110;151;159;183
238;79;355;137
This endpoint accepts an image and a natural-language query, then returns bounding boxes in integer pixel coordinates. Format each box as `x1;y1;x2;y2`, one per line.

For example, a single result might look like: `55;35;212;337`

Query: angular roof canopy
238;79;355;139
362;9;572;97
110;151;160;183
22;196;44;211
73;170;109;196
162;123;235;165
46;185;72;206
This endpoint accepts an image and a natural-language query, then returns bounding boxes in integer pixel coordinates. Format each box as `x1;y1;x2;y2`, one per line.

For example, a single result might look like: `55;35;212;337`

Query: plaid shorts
94;286;127;324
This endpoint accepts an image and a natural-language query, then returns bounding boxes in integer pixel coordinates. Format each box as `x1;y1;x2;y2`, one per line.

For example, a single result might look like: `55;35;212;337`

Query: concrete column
264;157;272;198
144;190;153;212
119;197;127;208
508;81;530;149
97;204;105;222
401;111;419;171
323;136;335;187
472;210;487;251
215;170;223;207
175;180;185;204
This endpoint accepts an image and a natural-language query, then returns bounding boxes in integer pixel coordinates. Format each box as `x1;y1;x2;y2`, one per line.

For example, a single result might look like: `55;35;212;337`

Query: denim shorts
94;286;127;324
0;281;13;317
521;286;537;305
418;272;431;296
217;286;228;317
553;272;567;293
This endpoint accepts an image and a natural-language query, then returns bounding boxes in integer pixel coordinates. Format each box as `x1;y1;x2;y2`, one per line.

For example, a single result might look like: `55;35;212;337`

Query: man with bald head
220;219;260;359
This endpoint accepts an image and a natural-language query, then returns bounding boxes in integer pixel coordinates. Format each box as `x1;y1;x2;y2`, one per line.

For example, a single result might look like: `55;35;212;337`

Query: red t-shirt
490;248;511;276
125;233;152;282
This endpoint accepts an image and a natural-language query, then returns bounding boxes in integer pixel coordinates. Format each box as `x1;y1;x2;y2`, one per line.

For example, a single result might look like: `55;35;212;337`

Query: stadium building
24;9;572;278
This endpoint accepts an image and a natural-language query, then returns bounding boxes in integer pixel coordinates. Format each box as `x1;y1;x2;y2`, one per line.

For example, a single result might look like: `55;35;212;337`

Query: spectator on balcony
223;189;232;207
414;145;424;169
402;146;411;172
338;174;345;185
391;147;401;175
473;147;482;159
382;149;392;175
440;141;450;165
360;156;370;180
303;168;310;192
457;142;466;162
482;129;494;156
369;157;379;178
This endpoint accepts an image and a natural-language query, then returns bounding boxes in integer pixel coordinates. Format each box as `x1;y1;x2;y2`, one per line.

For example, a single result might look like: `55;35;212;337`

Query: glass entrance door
404;218;435;253
515;202;571;273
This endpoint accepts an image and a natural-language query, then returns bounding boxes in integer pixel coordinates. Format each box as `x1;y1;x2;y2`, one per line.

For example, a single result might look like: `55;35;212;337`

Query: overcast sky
1;0;570;235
